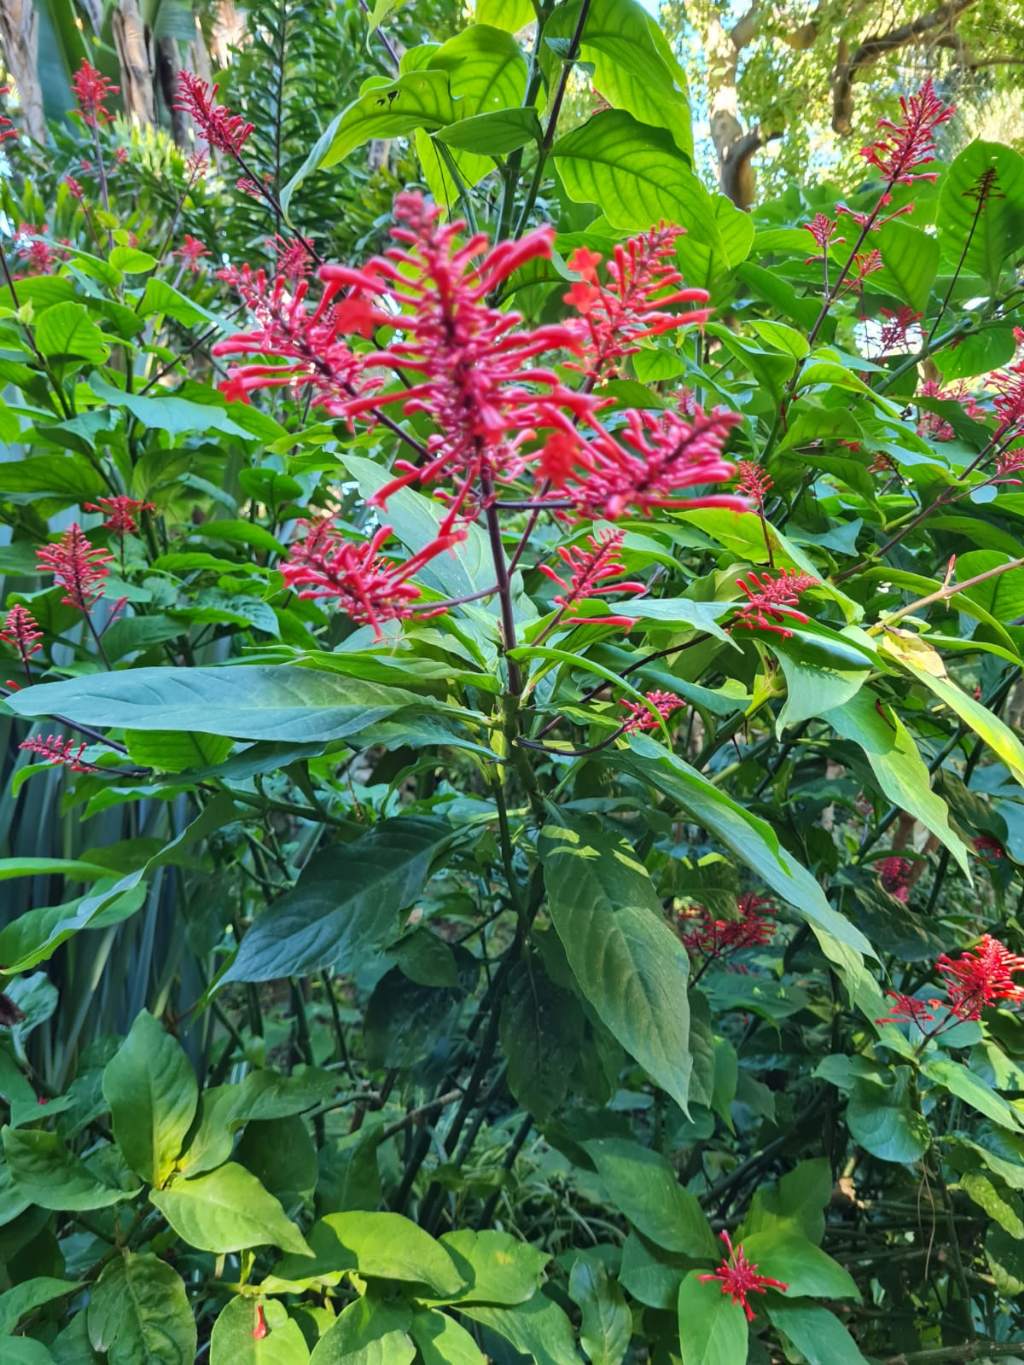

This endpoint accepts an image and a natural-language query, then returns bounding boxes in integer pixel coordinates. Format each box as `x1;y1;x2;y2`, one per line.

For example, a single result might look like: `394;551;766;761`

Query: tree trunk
0;0;45;143
112;0;156;126
705;7;773;209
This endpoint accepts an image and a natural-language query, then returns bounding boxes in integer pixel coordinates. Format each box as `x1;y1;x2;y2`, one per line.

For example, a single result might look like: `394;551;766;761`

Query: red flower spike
620;689;685;734
14;225;57;276
936;935;1024;1022
175;71;254;158
0;86;17;144
836;200;915;233
84;496;155;535
878;306;923;355
537;529;646;626
0;605;43;669
566;406;745;520
36;524;112;611
916;379;956;442
271;234;313;284
859;77;956;188
280;519;465;640
678;894;775;958
878;855;912;903
735;460;773;508
19;734;93;773
71;60;119;128
995;448;1024;483
317;192;595;531
802;213;843;257
562;225;711;381
699;1231;789;1322
732;569;818;638
992;360;1024;438
876;991;942;1028
64;175;84;201
176;235;209;272
252;1305;268;1341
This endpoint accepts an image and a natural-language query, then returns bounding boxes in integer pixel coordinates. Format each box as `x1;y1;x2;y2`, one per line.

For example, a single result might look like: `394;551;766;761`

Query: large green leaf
224;817;450;982
677;1273;747;1365
541;816;692;1112
87;1254;196;1365
923;1057;1024;1133
553;110;718;236
103;1010;198;1188
846;1077;931;1163
7;666;461;743
876;221;939;312
278;1212;467;1297
1;1128;137;1211
309;1299;416;1365
0;453;105;499
210;1297;310;1364
35;302;109;363
740;1232;859;1300
455;1294;578;1365
938;140;1024;288
583;1138;716;1257
435;1229;548;1306
0;1278;80;1335
609;739;873;983
824;690;970;873
90;376;253;438
411;1309;486;1365
767;1302;870;1365
150;1163;313;1256
321;70;456;169
499;959;585;1121
569;1260;631;1365
676;194;754;288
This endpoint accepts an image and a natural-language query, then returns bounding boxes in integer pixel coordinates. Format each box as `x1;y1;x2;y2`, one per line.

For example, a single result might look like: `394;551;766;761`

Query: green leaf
7;666;462;744
876;221;939;311
236;1116;318;1204
411;1309;486;1365
35;302;109;363
767;1302;870;1365
138;278;220;328
583;1138;716;1257
321;70;456;168
742;1159;832;1244
499;959;585;1121
553;110;718;236
435;107;541;154
824;690;970;873
210;1297;310;1364
2;1128;137;1210
0;453;105;500
122;730;235;773
956;549;1024;624
939;140;1024;288
87;1253;196;1365
151;1163;312;1256
0;857;113;883
309;1298;416;1365
569;1260;631;1365
0;1340;55;1364
108;246;157;274
280;1212;467;1296
89;376;253;439
455;1294;578;1365
608;738;873;985
677;194;754;288
846;1077;931;1163
541;817;692;1113
677;1272;747;1365
772;635;868;732
0;1278;81;1335
741;1232;859;1299
923;1057;1024;1133
224;817;450;982
103;1010;198;1188
435;1229;548;1306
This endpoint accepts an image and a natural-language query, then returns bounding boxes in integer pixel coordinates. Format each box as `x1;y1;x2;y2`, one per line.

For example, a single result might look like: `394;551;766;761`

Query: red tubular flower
63;175;84;200
14;225;57;276
860;77;956;188
566;407;745;520
271;234;312;283
916;379;956;442
84;495;155;535
0;86;17;144
936;935;1024;1022
318;192;595;530
699;1231;788;1321
995;449;1024;482
0;605;43;670
71;60;119;127
36;524;112;611
878;855;912;902
19;734;93;772
537;529;646;627
679;893;775;958
252;1305;268;1341
876;992;942;1028
174;72;254;158
280;519;464;639
803;213;843;258
620;689;685;734
562;226;711;380
176;235;209;272
878;306;923;355
732;569;818;638
992;360;1024;438
735;461;773;509
842;249;884;295
836;200;915;233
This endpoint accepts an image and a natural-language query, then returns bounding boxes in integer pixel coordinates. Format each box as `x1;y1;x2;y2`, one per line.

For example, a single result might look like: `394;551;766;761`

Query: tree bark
0;0;45;143
705;5;781;209
112;0;156;125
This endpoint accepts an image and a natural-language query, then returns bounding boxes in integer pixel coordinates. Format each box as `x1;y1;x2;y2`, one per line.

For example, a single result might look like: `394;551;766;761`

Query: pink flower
270;234;312;283
735;461;773;509
565;406;745;520
876;992;942;1028
620;689;685;734
732;569;817;638
973;834;1006;862
19;733;93;772
993;360;1024;438
63;175;84;200
916;379;956;442
83;495;155;535
678;893;775;959
878;855;912;902
0;605;43;670
36;524;112;611
563;225;711;381
175;72;254;158
280;519;464;639
14;225;57;276
859;78;955;188
699;1231;789;1322
71;60;119;127
175;235;209;272
803;213;843;257
936;935;1024;1021
537;530;645;628
878;306;922;354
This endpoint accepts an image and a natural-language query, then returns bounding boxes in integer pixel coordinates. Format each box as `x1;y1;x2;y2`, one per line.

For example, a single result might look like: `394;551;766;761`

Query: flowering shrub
1;16;1024;1365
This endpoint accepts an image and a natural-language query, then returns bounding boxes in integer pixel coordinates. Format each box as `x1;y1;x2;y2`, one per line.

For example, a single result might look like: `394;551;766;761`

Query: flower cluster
176;236;209;272
859;77;955;189
71;60;119;127
280;518;463;639
14;225;58;276
0;86;17;145
878;855;912;903
803;213;843;258
620;689;685;734
0;605;43;673
537;530;645;628
19;734;94;773
175;72;254;157
36;524;112;612
699;1231;789;1321
84;496;156;535
877;935;1024;1034
732;569;817;638
678;892;776;962
561;228;711;380
735;461;773;510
